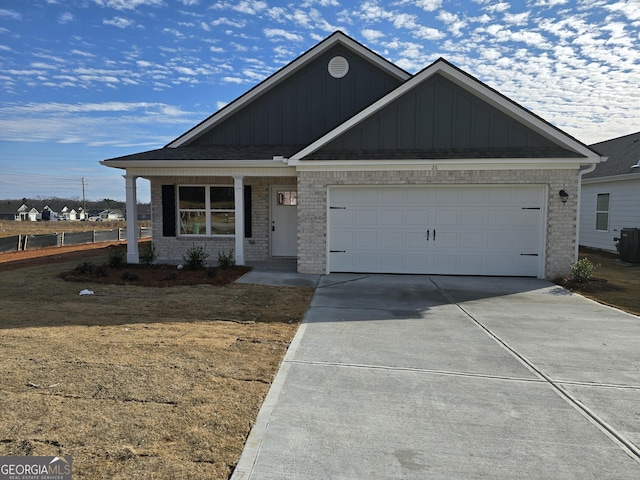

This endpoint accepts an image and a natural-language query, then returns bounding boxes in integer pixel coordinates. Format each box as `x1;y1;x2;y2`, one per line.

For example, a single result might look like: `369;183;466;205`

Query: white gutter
100;158;291;169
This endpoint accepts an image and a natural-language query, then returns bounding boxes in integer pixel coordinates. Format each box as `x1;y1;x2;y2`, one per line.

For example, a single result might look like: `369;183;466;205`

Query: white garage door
328;185;545;277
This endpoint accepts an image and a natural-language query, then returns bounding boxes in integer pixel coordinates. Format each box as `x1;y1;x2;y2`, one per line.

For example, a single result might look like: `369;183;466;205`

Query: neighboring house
102;31;603;279
579;131;640;252
100;209;123;220
0;207;19;221
15;204;40;221
59;206;72;220
39;206;56;221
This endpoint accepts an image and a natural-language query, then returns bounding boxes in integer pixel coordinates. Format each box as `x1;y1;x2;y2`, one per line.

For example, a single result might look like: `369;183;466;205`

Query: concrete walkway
232;274;640;479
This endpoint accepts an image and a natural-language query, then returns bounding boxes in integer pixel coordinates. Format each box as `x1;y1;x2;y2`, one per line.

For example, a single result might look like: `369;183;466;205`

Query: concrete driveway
232;274;640;479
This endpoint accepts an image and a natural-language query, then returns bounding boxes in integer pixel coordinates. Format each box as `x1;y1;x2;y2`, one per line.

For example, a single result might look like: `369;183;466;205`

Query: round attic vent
328;56;349;79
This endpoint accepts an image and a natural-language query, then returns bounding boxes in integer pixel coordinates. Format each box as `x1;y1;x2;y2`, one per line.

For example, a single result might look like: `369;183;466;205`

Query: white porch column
233;175;245;266
124;174;139;264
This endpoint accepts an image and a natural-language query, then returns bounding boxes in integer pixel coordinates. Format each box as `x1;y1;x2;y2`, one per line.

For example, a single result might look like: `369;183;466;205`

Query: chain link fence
0;227;151;253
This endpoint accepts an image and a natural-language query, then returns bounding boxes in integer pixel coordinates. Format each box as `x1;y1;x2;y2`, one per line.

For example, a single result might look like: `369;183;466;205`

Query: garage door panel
458;232;484;249
381;209;405;225
435;209;459;226
460;210;485;226
355;209;379;225
329;186;543;277
406;209;430;225
331;210;352;225
380;231;403;248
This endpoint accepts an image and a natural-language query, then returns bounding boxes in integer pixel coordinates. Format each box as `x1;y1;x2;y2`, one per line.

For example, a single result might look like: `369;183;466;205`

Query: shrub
569;258;599;284
74;262;107;277
182;244;209;270
140;242;158;267
121;271;139;281
217;249;235;270
107;247;126;267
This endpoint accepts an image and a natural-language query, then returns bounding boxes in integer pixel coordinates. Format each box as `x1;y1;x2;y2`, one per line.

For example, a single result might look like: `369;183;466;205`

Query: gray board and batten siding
184;44;406;148
309;72;583;160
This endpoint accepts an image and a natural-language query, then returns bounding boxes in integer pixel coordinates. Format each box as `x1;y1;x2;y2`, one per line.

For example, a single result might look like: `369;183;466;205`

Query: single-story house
17;204;39;221
100;209;124;221
0;207;19;221
579;131;640;252
102;31;604;279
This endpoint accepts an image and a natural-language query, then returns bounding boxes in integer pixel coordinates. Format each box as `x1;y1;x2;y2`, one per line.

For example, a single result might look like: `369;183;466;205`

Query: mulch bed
558;277;624;293
58;262;252;288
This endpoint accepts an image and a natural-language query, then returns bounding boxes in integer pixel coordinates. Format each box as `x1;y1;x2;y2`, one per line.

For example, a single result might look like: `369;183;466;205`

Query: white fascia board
107;166;296;178
582;172;640;184
100;159;288;168
167;33;410;148
290;60;603;164
293;157;588;172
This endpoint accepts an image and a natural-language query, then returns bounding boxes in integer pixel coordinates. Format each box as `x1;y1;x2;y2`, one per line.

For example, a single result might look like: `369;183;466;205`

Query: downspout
575;160;602;260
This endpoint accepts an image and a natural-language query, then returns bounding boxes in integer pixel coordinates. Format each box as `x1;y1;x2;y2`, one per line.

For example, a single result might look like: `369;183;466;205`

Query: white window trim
595;192;610;232
178;184;236;237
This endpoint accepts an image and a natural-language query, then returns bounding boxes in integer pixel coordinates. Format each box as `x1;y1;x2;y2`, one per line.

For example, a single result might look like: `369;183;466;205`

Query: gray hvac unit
619;228;640;263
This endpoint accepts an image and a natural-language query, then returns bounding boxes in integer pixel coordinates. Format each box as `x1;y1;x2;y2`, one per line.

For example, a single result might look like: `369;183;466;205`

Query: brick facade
148;176;296;265
147;168;579;279
296;168;580;280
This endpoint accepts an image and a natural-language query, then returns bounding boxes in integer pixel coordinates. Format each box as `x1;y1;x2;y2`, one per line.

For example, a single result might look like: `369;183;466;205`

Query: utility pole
81;177;86;216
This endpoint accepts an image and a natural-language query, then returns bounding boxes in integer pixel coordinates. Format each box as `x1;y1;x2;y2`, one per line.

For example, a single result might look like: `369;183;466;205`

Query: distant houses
0;203;125;222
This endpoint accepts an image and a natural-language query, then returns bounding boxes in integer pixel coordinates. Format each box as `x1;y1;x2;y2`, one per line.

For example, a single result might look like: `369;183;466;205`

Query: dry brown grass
567;248;640;316
0;251;314;479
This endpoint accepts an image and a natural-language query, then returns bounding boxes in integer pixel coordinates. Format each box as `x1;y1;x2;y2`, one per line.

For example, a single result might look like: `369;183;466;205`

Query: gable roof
166;31;410;149
290;58;599;163
583;131;640;180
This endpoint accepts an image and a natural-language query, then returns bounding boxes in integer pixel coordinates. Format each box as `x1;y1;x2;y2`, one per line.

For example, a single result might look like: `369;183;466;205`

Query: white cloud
58;12;74;24
291;7;340;32
415;0;443;12
437;11;468;37
301;0;340;6
103;17;135;28
211;17;246;28
273;45;295;58
242;69;267;82
212;0;267;15
93;0;165;10
604;0;640;22
483;2;510;13
361;29;385;42
0;9;21;20
393;13;446;40
531;0;569;5
503;11;529;26
221;76;245;84
356;1;394;22
31;62;58;70
163;27;186;38
264;28;304;41
71;49;95;57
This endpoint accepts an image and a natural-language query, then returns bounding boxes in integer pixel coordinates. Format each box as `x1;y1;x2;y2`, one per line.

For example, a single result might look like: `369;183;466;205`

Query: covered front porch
121;170;298;268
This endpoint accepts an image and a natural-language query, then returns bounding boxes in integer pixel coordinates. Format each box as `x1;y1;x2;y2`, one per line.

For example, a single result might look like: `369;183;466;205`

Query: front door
270;186;298;257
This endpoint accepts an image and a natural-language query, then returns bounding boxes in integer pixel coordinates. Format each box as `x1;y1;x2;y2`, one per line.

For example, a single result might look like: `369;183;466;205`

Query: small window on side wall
596;193;610;231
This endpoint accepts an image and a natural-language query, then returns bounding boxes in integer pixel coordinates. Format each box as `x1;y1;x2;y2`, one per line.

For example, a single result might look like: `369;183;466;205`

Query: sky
1;0;639;203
